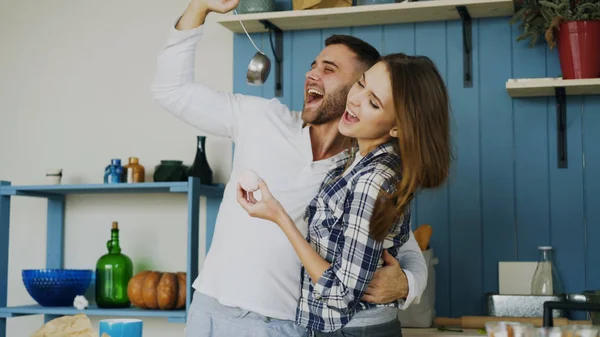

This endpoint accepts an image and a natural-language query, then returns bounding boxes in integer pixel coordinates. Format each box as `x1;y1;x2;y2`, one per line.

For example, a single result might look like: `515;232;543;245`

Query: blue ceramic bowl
22;269;94;307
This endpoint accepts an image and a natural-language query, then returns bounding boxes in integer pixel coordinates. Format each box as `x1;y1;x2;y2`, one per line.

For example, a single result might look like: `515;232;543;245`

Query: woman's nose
347;93;360;107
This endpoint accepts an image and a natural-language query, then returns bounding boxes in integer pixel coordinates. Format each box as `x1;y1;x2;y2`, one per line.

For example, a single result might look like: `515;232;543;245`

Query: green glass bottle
95;221;133;308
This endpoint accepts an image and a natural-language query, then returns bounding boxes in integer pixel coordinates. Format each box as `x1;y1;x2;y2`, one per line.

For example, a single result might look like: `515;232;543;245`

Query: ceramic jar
236;0;274;13
153;160;188;182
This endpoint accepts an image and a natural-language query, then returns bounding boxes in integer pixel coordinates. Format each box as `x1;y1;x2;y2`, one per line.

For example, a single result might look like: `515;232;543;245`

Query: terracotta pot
557;20;600;79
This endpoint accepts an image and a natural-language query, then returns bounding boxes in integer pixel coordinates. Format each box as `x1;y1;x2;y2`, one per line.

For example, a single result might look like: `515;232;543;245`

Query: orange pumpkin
127;271;186;310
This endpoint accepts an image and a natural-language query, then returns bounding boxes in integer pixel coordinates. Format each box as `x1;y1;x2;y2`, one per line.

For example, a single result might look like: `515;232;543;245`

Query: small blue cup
99;318;143;337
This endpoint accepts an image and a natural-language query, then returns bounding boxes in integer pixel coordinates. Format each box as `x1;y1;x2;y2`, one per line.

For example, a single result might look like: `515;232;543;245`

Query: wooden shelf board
0;181;225;198
506;77;600;98
216;0;514;33
0;304;186;323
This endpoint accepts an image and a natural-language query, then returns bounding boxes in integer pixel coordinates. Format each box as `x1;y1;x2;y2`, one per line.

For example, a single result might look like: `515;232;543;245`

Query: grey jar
237;0;274;13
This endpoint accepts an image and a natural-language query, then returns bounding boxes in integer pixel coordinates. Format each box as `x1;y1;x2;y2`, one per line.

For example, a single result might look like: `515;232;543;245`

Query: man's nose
306;68;321;81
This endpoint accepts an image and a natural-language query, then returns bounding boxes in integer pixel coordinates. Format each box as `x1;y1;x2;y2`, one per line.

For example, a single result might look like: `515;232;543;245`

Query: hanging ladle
233;9;281;88
233;9;271;85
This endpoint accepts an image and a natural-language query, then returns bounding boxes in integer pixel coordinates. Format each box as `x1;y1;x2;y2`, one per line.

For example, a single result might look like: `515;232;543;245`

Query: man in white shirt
151;0;428;335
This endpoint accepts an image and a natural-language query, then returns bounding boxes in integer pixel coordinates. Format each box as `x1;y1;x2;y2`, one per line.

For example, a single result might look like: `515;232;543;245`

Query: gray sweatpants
185;291;402;337
314;319;403;337
185;291;308;337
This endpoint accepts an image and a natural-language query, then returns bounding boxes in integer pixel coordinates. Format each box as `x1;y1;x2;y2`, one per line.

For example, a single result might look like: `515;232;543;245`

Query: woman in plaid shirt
237;53;451;336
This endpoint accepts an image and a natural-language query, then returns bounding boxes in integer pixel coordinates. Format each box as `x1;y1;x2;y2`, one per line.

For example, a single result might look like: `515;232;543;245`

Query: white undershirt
151;23;428;321
343;152;363;175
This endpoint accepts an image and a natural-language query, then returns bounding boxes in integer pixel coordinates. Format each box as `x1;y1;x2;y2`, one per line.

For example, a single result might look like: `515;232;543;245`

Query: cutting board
499;262;537;295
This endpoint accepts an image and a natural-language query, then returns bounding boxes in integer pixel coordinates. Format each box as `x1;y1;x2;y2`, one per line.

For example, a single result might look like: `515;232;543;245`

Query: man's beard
302;84;351;125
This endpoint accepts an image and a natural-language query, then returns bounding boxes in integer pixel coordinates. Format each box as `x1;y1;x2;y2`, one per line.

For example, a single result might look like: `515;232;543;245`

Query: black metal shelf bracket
259;20;283;97
456;6;472;88
555;87;567;168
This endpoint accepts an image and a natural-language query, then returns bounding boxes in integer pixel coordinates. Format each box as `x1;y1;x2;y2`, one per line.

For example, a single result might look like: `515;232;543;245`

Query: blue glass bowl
22;269;94;307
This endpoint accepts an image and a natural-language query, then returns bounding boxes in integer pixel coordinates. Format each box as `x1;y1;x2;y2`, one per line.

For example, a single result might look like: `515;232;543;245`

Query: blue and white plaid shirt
296;141;411;333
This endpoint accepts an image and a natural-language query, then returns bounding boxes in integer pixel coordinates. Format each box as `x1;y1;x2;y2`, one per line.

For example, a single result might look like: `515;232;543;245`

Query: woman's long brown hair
369;53;452;241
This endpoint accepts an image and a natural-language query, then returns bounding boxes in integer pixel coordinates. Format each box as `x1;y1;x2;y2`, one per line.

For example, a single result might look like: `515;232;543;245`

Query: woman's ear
389;127;398;138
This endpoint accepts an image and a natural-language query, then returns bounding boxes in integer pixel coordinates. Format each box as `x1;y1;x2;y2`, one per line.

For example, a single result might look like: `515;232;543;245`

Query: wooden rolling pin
434;316;591;329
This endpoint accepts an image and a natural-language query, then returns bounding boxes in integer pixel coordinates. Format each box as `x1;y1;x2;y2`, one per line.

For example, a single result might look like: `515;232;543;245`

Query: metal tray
485;293;566;318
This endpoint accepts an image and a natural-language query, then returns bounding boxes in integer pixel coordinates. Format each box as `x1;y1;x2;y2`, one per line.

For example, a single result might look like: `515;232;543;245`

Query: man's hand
176;0;240;30
362;250;409;304
202;0;240;14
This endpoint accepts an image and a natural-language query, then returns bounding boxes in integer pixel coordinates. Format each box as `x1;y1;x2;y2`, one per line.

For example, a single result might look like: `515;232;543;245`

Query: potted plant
509;0;548;47
510;0;600;79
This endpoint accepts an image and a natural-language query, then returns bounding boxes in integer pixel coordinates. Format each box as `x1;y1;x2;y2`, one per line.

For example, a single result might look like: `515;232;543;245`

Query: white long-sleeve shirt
151;23;428;321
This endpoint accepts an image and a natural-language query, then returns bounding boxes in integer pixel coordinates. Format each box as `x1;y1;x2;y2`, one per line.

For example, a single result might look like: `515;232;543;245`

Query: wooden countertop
404;328;484;337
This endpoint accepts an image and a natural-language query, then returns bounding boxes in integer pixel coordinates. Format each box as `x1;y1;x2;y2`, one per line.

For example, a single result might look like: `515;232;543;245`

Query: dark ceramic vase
153;160;189;182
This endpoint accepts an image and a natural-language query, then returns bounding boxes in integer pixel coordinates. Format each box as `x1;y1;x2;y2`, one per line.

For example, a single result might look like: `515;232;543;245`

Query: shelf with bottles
1;135;222;198
0;175;223;335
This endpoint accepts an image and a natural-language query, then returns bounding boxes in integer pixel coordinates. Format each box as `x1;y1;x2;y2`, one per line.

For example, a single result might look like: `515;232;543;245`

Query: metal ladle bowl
247;51;271;85
234;9;272;86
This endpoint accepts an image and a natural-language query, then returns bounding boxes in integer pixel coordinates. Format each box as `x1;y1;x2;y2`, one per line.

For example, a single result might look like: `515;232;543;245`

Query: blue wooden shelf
0;181;225;198
0;305;186;323
0;176;223;335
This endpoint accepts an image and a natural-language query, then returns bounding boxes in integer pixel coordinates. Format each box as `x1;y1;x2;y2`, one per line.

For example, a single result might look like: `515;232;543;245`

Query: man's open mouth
306;88;324;104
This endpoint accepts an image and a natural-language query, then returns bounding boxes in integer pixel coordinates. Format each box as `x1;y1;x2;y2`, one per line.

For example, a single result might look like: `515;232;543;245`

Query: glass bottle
123;156;145;183
104;159;123;184
187;136;213;185
95;221;133;308
531;246;563;295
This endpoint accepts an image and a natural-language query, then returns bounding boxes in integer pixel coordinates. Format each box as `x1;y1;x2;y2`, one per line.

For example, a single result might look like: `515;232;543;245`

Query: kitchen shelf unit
216;0;514;33
506;77;600;98
216;0;515;94
506;77;600;169
0;177;224;337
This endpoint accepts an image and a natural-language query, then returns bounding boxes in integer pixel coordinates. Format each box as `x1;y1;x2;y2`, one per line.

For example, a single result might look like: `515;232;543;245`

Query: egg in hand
238;169;260;192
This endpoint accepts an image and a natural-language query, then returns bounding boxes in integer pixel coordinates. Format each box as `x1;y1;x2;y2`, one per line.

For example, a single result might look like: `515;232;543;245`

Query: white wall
0;0;233;335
